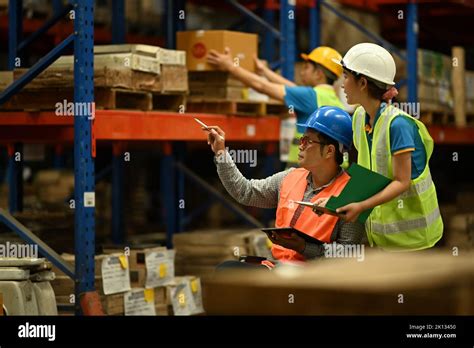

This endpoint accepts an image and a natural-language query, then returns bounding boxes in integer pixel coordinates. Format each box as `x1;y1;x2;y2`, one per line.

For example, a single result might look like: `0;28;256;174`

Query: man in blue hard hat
202;106;365;268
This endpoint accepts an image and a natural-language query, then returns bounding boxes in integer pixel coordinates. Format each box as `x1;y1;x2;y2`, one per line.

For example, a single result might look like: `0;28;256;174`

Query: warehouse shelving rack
0;0;284;314
0;0;472;314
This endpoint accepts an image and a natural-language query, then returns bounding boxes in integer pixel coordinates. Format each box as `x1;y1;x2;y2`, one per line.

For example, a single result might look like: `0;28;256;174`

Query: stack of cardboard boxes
174;229;272;277
178;30;286;116
51;247;205;316
465;70;474;115
398;48;454;115
3;44;188;112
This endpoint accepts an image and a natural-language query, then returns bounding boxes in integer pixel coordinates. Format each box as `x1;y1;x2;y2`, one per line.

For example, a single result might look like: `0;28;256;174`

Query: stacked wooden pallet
398;48;453;116
186;71;288;116
395;47;474;126
2;44;188;112
173;228;272;277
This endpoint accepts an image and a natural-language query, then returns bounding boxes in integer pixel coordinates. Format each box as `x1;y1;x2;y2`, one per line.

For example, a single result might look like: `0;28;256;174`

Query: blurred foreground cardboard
204;250;474;315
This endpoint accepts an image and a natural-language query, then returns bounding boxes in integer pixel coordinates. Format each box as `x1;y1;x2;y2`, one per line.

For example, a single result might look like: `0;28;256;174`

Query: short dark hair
345;67;387;100
315;131;344;165
308;61;337;85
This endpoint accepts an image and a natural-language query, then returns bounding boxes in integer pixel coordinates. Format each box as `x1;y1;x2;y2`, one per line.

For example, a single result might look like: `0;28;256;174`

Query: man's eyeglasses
298;136;327;148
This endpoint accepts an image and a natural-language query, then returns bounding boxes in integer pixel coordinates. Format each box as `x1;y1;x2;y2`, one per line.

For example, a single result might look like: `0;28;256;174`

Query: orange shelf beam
1;111;472;145
0;110;281;143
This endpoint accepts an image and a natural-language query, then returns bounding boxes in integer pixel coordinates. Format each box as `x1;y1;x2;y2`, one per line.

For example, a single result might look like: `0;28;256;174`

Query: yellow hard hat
301;46;343;78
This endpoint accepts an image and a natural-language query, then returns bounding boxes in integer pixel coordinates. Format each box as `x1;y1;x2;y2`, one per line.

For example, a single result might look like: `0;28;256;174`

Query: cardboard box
0;71;13;91
155;303;170;316
204;251;474;315
159;48;186;66
177;30;257;72
130;268;146;288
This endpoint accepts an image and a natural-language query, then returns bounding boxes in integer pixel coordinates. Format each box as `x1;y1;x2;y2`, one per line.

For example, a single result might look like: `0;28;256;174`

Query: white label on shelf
101;256;131;295
246;124;256;137
124;289;156;316
84;192;95;207
196;63;205;70
145;250;175;288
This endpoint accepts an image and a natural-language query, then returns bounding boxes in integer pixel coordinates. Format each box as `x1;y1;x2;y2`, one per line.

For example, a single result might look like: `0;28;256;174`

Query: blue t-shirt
284;86;317;134
366;104;427;179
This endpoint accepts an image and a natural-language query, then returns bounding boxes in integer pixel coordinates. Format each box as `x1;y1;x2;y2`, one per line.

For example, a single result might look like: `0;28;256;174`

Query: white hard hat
333;43;396;86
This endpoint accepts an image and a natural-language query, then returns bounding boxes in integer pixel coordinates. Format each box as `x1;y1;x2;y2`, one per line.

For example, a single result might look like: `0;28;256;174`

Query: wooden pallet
186;98;287;116
96;88;152;111
420;111;454;125
1;87;153;111
152;93;187;112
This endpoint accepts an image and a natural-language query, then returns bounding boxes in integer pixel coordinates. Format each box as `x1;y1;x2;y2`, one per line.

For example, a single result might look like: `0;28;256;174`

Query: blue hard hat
296;106;352;149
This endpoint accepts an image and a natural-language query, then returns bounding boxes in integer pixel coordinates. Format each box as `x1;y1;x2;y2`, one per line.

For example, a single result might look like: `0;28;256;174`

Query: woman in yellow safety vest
328;43;443;251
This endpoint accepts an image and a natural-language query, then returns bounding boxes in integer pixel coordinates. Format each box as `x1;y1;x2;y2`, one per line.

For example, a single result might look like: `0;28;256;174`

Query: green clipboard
323;163;392;223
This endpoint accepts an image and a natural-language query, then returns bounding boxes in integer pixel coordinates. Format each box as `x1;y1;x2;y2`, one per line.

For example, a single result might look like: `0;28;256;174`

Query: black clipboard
261;227;323;245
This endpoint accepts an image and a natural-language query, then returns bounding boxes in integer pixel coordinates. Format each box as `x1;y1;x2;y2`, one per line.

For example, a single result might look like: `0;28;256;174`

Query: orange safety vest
273;168;350;262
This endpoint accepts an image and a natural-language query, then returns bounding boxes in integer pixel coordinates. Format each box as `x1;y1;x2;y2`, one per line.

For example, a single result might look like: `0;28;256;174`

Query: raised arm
205;125;291;208
207;48;286;101
254;56;297;87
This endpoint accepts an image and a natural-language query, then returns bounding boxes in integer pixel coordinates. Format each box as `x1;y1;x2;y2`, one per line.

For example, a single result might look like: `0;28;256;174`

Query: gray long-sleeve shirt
214;151;366;260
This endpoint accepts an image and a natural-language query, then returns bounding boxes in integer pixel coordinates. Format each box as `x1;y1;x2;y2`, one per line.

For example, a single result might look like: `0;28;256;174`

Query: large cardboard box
204;251;474;315
177;30;257;72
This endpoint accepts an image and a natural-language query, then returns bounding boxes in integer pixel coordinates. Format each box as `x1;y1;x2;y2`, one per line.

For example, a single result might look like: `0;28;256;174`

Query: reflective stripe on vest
353;104;443;251
273;168;350;261
372;206;441;234
287;85;344;163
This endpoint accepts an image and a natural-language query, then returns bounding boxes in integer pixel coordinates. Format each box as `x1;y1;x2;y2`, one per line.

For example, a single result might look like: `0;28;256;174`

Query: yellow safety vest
288;85;344;164
352;104;443;251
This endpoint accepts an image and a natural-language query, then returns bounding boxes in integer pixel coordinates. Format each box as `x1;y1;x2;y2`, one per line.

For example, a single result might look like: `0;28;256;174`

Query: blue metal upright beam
52;0;63;16
8;0;21;70
280;0;295;80
309;0;321;49
73;0;96;314
112;0;125;44
176;143;185;233
160;143;176;248
406;1;418;104
111;145;124;244
7;144;23;213
176;0;186;32
263;5;275;63
165;0;175;48
7;1;23;213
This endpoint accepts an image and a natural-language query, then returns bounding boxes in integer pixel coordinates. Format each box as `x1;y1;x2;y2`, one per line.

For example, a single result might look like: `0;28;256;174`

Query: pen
194;118;224;141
